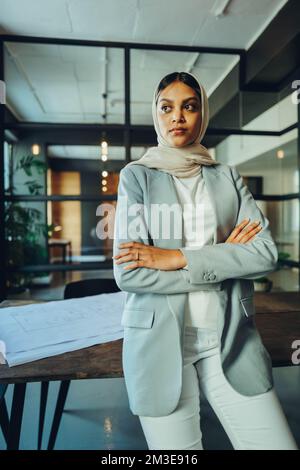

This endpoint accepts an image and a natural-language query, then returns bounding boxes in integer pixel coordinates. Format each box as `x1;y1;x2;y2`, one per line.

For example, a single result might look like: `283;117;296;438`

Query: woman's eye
160;104;197;112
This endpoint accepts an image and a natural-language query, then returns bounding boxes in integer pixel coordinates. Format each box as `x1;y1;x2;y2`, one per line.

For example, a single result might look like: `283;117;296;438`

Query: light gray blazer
113;163;278;417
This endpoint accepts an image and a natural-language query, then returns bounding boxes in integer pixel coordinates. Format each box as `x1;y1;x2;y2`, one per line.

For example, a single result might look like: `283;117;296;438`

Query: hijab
125;71;220;178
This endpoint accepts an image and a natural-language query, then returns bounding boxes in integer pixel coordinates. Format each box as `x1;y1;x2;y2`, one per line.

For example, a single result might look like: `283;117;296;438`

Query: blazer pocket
239;296;255;318
121;308;155;329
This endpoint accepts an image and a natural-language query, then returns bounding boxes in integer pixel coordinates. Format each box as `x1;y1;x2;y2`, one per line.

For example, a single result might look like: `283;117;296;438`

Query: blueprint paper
5;330;124;367
0;340;6;365
0;291;127;367
0;291;126;351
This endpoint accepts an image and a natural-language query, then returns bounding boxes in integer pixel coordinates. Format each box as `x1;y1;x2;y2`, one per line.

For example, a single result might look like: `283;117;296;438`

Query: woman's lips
171;129;187;135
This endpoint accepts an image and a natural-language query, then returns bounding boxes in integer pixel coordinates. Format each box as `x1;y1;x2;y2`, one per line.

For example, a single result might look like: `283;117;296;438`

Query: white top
172;168;226;330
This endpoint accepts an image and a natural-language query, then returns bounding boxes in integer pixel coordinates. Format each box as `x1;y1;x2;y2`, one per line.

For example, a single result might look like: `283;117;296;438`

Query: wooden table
48;238;72;264
254;292;300;367
0;299;122;450
0;292;299;450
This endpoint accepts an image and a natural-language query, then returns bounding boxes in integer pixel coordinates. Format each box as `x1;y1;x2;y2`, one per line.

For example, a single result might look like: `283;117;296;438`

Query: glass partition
4;42;125;124
216;131;298;196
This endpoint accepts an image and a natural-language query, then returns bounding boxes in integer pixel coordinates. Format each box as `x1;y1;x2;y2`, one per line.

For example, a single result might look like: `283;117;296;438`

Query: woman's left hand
113;241;187;271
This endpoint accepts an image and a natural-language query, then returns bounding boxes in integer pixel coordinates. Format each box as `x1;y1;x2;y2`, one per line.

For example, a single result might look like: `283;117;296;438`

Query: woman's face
156;80;202;147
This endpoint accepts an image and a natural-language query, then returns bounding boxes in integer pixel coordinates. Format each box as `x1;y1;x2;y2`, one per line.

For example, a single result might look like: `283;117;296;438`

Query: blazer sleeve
178;165;278;283
113;167;223;294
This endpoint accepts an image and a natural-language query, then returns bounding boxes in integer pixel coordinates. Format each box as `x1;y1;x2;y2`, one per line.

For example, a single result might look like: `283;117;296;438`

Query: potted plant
253;251;291;292
5;154;50;293
253;276;273;292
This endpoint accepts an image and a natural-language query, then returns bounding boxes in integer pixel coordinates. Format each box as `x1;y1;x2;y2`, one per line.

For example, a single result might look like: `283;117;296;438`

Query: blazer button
209;274;216;280
203;274;210;281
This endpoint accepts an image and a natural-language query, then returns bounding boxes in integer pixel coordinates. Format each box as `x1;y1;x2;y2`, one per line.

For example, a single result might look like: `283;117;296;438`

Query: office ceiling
0;0;288;48
0;0;289;124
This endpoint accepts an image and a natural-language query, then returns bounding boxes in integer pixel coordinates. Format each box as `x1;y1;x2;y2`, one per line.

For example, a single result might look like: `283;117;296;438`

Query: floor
0;366;299;450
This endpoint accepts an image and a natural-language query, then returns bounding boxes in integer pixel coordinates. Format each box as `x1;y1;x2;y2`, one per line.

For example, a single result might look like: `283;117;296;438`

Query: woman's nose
172;109;185;122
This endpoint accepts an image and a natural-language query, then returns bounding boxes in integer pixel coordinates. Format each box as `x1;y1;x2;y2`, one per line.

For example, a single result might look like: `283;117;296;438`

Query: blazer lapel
147;171;183;248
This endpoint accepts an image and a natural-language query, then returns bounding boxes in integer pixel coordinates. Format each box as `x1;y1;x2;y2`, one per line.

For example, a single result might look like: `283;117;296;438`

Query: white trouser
138;327;298;450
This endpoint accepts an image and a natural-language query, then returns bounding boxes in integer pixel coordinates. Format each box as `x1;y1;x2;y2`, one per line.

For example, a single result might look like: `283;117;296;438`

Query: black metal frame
0;34;299;299
0;40;5;300
298;101;300;289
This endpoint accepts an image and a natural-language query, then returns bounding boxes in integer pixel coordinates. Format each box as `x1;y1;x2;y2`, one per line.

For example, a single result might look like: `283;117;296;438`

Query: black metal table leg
0;398;9;445
0;384;9;444
7;383;27;450
47;380;71;450
38;381;49;450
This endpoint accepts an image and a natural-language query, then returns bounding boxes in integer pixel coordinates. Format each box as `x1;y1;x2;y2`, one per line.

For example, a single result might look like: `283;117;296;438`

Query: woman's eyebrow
159;96;198;103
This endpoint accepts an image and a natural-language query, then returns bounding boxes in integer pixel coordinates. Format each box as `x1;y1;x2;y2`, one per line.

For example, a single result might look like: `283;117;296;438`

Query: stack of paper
0;291;126;367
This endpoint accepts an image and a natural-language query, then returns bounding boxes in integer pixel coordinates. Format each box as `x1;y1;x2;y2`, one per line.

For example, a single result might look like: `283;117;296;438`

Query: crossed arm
113;166;278;294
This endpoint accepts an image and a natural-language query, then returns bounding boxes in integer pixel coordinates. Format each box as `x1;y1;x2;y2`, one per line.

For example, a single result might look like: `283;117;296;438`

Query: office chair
43;278;121;450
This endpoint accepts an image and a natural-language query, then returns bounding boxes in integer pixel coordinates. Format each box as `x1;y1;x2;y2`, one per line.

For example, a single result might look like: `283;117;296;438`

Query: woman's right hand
225;218;262;244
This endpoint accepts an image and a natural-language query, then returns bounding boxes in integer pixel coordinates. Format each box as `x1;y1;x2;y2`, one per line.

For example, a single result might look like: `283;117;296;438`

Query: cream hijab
125;72;220;178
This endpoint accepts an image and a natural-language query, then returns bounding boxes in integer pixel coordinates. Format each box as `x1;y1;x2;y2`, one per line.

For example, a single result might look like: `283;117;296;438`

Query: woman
112;72;298;450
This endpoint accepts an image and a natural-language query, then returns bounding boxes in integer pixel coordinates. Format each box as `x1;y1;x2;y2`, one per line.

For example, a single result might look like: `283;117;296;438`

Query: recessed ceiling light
32;144;40;156
277;149;285;159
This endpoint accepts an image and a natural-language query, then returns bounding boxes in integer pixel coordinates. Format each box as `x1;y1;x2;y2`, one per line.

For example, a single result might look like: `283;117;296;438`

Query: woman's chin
166;134;191;147
169;138;191;147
